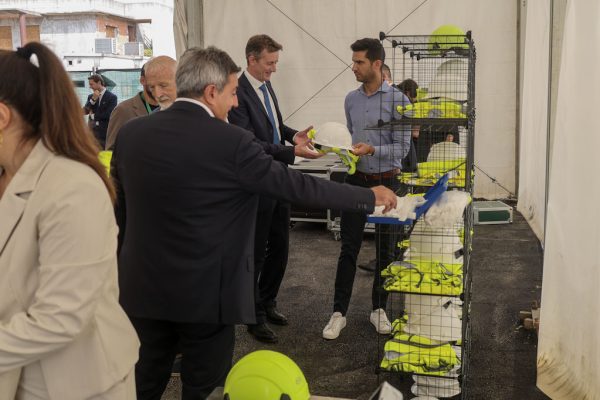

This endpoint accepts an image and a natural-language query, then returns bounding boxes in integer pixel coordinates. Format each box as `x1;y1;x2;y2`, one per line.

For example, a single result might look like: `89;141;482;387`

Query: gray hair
176;46;241;98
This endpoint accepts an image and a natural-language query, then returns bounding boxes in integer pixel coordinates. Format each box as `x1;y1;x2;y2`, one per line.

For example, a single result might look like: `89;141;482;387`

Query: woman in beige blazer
0;43;139;399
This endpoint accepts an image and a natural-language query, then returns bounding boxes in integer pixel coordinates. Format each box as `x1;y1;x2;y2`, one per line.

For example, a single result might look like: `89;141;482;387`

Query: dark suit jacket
111;101;374;325
85;89;117;140
229;73;296;165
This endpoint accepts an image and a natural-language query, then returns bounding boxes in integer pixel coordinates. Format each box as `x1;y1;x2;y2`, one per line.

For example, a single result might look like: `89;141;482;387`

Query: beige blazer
0;141;139;399
105;92;148;150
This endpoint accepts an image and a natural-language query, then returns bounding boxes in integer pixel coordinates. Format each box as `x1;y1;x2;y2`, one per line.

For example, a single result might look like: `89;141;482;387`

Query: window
0;26;12;50
106;25;117;38
128;25;136;42
26;25;40;42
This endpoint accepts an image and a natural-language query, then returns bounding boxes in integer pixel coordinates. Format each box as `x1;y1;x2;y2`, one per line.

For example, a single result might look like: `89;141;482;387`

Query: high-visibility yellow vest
381;259;463;296
380;333;460;376
98;150;112;177
399;158;466;187
396;100;466;119
391;315;409;334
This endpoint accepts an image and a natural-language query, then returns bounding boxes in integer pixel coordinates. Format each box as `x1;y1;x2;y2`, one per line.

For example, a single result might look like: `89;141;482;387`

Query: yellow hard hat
428;25;468;55
223;350;310;400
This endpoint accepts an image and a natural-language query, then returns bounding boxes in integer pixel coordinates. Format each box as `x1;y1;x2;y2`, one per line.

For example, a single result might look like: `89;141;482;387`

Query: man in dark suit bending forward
112;46;397;400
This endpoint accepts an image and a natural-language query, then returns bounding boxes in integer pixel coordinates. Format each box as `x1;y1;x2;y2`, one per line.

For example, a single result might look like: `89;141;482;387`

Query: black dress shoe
358;259;376;273
247;323;278;343
265;307;288;326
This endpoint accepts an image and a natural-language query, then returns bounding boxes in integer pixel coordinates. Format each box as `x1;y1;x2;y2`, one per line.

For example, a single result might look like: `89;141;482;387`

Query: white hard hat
405;221;464;265
312;122;353;150
427;59;468;100
404;294;462;341
412;381;461;398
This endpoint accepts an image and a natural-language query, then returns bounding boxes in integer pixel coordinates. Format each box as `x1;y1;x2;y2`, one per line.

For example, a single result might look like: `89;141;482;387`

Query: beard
158;97;173;110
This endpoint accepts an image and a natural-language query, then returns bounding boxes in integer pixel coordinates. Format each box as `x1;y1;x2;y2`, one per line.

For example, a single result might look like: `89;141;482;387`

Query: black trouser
129;317;234;400
333;173;400;315
92;127;107;150
253;198;291;324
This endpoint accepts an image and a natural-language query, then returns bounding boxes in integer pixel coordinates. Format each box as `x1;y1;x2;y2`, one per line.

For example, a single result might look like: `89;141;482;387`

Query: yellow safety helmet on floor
223;350;310;400
428;24;468;55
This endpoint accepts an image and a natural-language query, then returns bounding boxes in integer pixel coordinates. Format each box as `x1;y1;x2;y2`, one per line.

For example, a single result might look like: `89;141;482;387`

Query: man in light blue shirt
323;38;411;340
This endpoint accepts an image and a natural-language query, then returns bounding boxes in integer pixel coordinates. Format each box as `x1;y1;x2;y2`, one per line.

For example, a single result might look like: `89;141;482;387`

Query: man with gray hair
105;62;161;150
144;55;178;110
112;46;397;399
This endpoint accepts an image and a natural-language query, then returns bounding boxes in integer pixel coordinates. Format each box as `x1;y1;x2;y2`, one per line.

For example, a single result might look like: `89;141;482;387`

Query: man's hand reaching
293;126;314;146
294;142;322;159
370;186;397;213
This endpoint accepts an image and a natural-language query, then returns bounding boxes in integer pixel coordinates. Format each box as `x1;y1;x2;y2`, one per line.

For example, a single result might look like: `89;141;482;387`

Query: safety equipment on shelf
372;195;427;221
419;158;466;180
426;141;465;162
411;381;461;398
424;190;472;228
308;122;358;174
404;221;465;264
404;294;462;342
381;259;463;296
399;157;466;188
428;25;469;56
380;333;460;376
98;150;112;176
223;350;310;400
428;59;469;101
413;374;460;387
396;100;466;119
391;315;409;334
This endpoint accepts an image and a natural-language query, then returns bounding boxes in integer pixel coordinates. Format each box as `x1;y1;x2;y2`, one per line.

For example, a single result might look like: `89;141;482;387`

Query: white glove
424;190;471;227
373;195;427;221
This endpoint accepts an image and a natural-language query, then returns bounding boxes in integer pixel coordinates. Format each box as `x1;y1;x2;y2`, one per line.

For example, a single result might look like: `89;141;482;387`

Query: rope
474;164;516;198
261;0;430;121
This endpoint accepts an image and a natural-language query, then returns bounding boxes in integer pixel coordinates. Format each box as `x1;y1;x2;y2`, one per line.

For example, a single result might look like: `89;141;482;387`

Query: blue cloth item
259;83;280;144
344;81;411;173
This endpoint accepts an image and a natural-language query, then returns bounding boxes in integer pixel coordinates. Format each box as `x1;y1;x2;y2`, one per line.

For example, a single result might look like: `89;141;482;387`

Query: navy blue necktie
259;83;280;144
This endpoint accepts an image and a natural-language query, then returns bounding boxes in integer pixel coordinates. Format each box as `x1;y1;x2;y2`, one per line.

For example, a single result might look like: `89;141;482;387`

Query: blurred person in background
0;42;139;399
83;73;117;149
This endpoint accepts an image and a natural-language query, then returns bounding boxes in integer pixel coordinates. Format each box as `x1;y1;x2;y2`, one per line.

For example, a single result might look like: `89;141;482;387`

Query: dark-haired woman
0;42;138;399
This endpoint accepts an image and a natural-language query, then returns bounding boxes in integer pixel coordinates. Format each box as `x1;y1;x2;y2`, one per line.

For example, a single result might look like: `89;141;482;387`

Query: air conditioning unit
95;38;117;54
123;42;144;56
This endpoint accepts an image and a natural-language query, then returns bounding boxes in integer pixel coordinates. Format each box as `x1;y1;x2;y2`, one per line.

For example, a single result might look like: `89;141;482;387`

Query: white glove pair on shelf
373;195;427;221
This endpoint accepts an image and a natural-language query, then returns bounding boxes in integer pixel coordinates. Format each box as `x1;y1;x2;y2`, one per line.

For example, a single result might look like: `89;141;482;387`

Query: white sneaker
370;308;392;334
322;312;347;340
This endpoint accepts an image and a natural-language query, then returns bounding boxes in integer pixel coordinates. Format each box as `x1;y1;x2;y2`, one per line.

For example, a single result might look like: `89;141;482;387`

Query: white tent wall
517;0;567;243
197;0;517;199
536;1;600;398
516;1;549;241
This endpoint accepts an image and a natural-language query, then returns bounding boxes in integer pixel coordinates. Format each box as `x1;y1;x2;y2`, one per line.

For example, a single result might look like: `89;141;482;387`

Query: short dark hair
88;73;105;86
245;34;283;61
140;64;145;77
397;78;419;100
350;38;385;63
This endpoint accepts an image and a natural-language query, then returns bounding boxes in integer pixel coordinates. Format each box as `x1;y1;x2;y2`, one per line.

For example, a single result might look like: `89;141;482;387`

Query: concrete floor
162;209;550;399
